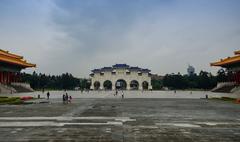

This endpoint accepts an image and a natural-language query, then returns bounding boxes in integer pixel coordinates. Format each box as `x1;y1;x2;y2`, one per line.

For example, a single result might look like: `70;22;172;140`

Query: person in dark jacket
47;92;50;100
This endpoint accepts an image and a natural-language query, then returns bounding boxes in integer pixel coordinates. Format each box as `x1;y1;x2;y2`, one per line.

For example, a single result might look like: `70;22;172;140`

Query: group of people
114;90;124;99
44;90;125;102
39;90;72;103
63;93;72;103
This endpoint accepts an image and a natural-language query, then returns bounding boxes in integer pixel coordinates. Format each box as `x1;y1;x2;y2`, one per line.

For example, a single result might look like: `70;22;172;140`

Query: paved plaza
0;91;240;141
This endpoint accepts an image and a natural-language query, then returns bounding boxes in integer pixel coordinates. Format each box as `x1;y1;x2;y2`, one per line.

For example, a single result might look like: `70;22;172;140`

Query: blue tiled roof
91;69;101;73
102;67;112;69
101;67;113;71
112;64;129;68
141;69;151;72
129;67;141;71
91;64;151;73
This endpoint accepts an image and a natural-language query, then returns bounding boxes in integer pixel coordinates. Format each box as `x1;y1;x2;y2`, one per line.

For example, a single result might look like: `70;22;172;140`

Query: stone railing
11;82;34;92
11;82;31;88
0;83;17;94
211;81;237;92
216;82;236;88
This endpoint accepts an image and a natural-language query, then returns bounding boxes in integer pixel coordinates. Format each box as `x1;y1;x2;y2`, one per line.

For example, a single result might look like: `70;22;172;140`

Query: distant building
0;49;36;93
210;50;240;92
90;64;152;90
0;49;35;84
211;50;240;84
187;65;195;76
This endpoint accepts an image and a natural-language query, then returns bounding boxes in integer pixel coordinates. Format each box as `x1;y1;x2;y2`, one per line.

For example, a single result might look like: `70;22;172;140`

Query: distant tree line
21;69;227;91
20;71;91;90
152;69;228;90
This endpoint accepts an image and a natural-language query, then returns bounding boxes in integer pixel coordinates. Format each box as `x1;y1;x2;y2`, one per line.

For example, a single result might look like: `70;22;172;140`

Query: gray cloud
0;0;240;77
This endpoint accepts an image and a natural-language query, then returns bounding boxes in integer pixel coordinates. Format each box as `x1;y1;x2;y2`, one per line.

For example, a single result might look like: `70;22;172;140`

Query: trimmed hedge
0;97;23;105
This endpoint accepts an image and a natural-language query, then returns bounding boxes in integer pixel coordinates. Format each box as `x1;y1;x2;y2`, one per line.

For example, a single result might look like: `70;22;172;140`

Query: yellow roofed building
0;49;36;84
211;50;240;85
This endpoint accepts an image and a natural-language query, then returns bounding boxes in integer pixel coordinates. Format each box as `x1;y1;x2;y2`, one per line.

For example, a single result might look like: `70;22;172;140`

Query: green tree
151;79;163;90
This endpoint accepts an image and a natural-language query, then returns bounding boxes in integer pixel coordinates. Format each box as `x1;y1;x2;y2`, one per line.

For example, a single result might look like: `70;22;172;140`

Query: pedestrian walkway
0;98;240;141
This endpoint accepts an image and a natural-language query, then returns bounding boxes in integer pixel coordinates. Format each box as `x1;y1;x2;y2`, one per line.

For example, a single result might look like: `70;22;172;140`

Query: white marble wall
90;69;152;90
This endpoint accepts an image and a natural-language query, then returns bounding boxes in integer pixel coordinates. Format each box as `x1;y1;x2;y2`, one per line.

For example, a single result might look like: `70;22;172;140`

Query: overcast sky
0;0;239;77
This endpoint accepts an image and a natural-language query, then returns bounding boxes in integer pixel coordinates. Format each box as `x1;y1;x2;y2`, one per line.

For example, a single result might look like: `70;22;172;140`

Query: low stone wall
212;82;237;93
11;83;31;89
0;83;17;94
231;86;240;94
11;82;34;92
216;82;236;88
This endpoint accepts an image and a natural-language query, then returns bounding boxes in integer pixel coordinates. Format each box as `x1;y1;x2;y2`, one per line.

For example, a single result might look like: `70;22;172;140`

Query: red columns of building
11;72;19;83
0;71;6;84
231;71;240;84
2;72;6;84
5;72;9;84
0;71;3;83
10;72;13;83
236;71;240;84
7;72;9;83
10;72;12;83
0;71;18;84
235;72;239;83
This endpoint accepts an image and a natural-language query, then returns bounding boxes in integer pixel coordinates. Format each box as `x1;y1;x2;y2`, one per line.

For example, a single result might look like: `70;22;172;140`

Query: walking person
69;96;72;103
121;90;124;99
65;93;69;102
47;92;50;100
62;94;66;103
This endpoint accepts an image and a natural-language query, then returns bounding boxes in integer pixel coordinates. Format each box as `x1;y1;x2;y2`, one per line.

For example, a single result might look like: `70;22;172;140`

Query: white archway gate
90;64;152;90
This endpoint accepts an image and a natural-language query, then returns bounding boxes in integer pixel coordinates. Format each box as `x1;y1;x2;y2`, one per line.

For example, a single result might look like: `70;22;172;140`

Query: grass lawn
0;96;23;105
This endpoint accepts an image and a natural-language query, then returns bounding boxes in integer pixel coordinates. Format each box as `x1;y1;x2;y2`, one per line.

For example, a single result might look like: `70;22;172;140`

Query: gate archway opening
115;79;127;90
103;80;112;90
94;81;100;90
130;80;139;90
142;81;149;90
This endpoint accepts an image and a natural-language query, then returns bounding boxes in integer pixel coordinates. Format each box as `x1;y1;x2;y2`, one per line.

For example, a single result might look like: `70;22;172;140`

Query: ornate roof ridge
210;52;240;67
0;49;36;68
0;49;23;59
91;64;151;73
